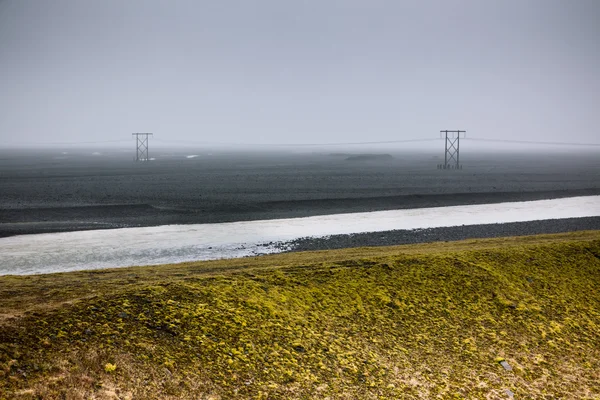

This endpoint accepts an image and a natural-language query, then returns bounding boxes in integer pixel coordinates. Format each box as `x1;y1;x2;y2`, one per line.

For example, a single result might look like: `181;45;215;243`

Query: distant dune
344;153;394;162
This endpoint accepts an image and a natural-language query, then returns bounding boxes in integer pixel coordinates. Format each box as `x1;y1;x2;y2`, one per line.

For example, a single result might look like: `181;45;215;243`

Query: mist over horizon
1;0;599;148
2;141;599;155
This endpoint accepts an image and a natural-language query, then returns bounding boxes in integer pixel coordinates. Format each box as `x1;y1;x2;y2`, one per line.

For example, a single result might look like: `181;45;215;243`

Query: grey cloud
0;0;599;146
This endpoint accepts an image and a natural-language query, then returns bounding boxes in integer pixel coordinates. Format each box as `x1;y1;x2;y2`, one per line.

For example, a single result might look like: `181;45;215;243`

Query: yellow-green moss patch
1;232;599;399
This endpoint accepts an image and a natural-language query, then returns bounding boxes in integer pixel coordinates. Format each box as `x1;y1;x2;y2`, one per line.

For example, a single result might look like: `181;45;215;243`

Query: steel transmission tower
132;133;153;161
438;130;465;170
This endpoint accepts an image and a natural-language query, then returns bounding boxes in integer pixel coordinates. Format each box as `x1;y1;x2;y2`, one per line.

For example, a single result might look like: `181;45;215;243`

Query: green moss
104;363;117;373
1;235;600;399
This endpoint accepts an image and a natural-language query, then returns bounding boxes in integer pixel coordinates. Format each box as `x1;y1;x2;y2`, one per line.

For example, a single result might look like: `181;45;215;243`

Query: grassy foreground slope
1;232;599;399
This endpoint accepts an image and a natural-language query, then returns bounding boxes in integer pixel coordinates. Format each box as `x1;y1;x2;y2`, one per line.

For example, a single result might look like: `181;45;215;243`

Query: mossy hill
1;232;599;399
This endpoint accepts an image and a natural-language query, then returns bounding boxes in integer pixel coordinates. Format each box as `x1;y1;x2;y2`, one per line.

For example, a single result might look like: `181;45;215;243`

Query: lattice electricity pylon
132;133;153;161
438;130;466;170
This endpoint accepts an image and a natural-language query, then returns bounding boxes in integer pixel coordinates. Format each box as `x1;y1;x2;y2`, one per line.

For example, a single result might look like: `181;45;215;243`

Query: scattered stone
504;388;514;398
278;218;600;254
293;345;306;353
500;360;512;371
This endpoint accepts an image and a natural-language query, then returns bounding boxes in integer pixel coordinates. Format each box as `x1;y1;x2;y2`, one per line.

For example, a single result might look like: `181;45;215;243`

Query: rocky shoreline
276;217;600;253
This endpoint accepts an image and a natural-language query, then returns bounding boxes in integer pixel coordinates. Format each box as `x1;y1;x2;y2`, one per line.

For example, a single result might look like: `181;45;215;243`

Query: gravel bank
278;217;600;252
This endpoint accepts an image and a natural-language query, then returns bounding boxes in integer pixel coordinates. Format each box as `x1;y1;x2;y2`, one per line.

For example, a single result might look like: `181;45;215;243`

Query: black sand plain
1;147;599;240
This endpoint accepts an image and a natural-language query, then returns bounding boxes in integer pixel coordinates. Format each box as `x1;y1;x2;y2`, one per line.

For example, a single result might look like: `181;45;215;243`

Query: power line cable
7;139;131;145
153;138;440;147
464;138;600;147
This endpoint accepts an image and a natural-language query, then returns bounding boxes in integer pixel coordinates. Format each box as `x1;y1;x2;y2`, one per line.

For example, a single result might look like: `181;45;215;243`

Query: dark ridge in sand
344;154;394;162
1;189;599;238
279;217;600;252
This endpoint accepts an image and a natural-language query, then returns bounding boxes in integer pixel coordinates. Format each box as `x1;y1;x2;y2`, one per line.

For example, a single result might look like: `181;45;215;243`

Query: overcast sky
0;0;599;147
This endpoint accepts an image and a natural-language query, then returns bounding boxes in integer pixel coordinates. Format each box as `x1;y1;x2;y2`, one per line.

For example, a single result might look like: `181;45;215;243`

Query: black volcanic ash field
1;148;599;237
